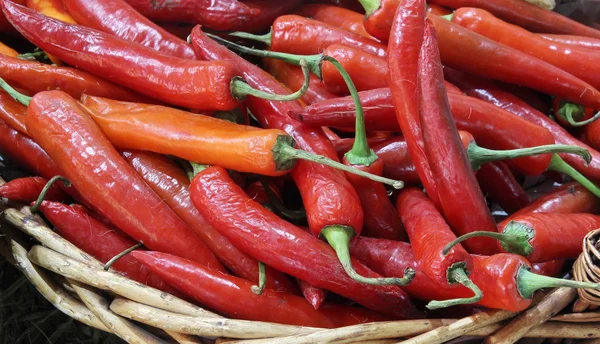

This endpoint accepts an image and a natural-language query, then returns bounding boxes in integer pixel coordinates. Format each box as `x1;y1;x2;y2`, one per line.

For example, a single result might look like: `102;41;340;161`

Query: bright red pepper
539;34;600;52
121;150;297;294
428;14;600;109
62;0;195;59
38;201;180;295
296;4;378;41
429;0;600;38
453;8;600;91
133;250;390;327
0;55;150;103
511;182;600;217
25;90;225;270
0;89;27;135
122;0;260;31
427;4;452;16
0;176;67;203
585;118;600;151
1;1;240;111
190;166;421;319
476;161;529;215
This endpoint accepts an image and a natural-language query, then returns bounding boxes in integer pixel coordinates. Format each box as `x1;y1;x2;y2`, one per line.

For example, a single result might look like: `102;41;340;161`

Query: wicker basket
2;184;600;344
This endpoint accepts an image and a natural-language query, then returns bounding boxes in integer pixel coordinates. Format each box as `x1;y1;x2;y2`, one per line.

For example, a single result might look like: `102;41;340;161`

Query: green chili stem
443;224;534;258
188;162;211;181
251;262;267;295
228;30;272;46
517;266;600;299
426;267;483;310
0;77;32;106
103;243;144;271
357;0;380;17
322;225;415;286
30;176;71;213
548;154;600;198
567;109;600;127
440;13;454;21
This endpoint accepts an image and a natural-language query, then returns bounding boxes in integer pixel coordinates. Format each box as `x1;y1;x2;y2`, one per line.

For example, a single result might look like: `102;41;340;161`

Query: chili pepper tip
29;176;71;213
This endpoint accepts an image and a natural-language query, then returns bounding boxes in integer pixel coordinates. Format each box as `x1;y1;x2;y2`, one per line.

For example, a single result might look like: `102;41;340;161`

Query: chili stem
230;58;311;101
426;266;483;310
567;110;600;127
228;31;272;46
441;13;454;21
188;162;210;181
259;178;306;221
30;176;71;213
322;225;415;286
443;226;534;258
103;242;144;271
0;77;32;106
251;262;267;295
467;143;590;171
517;266;600;299
357;0;380;17
17;50;49;62
548;154;600;198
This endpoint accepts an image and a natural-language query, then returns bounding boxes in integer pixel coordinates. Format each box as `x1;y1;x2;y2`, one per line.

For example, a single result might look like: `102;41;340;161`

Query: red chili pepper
429;0;600;38
452;8;600;92
133;250;390;327
350;237;599;311
122;0;260;31
121;150;298;294
511;182;600;217
296;279;328;310
263;58;336;105
418;21;497;255
552;97;595;128
585;118;600;152
0;176;67;203
428;14;600;109
539;34;600;52
1;1;270;111
25;90;225;270
0;89;27;135
229;15;387;58
37;201;180;295
397;188;481;308
427;4;452;16
295;4;378;41
531;260;567;278
476;161;529;215
62;0;195;59
371;138;420;184
237;0;304;33
190;166;421;319
444;67;600;181
0;55;150;103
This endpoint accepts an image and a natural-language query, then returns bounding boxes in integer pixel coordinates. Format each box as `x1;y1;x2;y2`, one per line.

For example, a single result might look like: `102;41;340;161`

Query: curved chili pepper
387;0;439;207
189;165;421;319
1;1;279;111
476;161;529;215
418;21;497;255
444;67;600;181
397;188;481;308
448;213;600;263
350;237;599;311
0;55;151;103
0;40;17;56
452;8;600;91
0;89;27;135
428;14;600;109
133;251;390;327
62;0;196;60
37;201;180;295
427;4;452;16
264;58;336;105
552;98;594;128
539;34;600;52
121;150;297;294
429;0;600;38
295;4;377;41
511;182;600;217
123;0;260;31
25;90;225;270
0;176;67;203
229;15;387;58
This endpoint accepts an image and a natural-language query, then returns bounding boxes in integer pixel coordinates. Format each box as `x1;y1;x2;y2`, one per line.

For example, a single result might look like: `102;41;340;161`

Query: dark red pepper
0;88;27;135
296;3;377;41
0;176;67;203
476;161;529;215
237;0;304;33
511;182;600;217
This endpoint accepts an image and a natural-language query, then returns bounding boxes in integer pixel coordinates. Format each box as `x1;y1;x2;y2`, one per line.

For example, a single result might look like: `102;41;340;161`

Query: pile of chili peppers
4;0;600;329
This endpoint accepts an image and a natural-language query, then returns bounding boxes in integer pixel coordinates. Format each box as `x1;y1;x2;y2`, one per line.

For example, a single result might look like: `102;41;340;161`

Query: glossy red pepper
38;201;179;295
444;67;600;181
539;34;600;52
190;166;421;319
428;14;600;109
264;58;336;105
0;55;150;103
0;176;67;203
427;4;452;16
476;161;529;215
0;89;27;135
531;260;566;278
121;150;297;294
418;21;497;255
397;188;481;308
25;90;225;270
296;4;377;41
133;251;390;327
429;0;600;38
453;8;600;91
387;0;439;207
1;1;240;111
62;0;195;59
122;0;260;31
511;182;600;217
